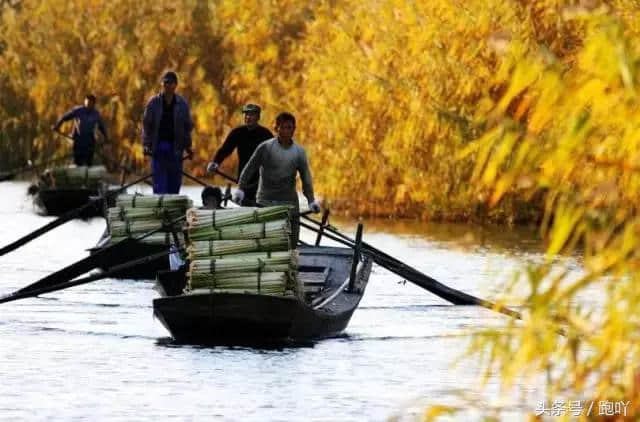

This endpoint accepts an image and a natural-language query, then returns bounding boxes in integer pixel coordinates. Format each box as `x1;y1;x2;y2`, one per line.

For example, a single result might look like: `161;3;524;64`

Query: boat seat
298;266;330;299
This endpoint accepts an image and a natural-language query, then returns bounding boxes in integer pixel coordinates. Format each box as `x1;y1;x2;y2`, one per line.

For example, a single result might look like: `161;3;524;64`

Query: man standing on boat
206;103;272;206
234;112;321;246
142;71;194;194
52;94;108;166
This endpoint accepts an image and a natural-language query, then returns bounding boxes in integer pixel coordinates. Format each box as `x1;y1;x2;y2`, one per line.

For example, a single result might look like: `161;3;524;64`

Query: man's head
161;71;178;96
84;94;96;109
242;103;261;128
201;186;223;209
275;112;296;143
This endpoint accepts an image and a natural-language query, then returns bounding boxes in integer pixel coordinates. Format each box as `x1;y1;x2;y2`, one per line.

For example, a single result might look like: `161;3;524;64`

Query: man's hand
232;189;245;204
143;145;152;156
206;161;219;173
185;148;193;160
309;200;321;213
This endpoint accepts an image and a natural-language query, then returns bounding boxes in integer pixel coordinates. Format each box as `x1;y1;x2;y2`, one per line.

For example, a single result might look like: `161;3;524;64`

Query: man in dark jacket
53;94;108;166
206;103;272;206
142;71;194;194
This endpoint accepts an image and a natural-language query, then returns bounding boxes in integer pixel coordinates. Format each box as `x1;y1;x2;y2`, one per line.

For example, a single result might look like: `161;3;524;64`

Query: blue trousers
73;138;95;166
152;141;183;194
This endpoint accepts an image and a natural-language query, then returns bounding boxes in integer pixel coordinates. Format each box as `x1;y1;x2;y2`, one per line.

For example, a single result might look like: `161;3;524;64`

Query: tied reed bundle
115;194;192;210
189;251;297;276
188;219;290;241
42;165;107;189
186;205;291;229
187;237;290;259
188;271;292;296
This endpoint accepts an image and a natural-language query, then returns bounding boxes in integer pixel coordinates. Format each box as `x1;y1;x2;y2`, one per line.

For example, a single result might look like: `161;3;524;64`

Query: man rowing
233;112;321;246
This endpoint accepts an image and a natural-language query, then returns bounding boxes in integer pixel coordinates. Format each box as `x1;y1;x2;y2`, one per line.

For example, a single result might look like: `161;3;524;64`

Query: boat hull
34;188;103;217
90;234;169;280
153;291;359;345
153;246;372;345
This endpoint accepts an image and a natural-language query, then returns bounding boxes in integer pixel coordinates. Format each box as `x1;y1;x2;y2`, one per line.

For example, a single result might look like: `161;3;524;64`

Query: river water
0;181;555;421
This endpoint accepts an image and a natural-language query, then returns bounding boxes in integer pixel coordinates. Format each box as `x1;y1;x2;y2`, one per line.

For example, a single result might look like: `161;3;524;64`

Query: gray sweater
238;138;315;205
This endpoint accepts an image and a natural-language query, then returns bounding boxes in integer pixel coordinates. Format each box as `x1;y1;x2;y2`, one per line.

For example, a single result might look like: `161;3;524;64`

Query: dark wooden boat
88;230;170;280
31;186;105;218
153;245;372;345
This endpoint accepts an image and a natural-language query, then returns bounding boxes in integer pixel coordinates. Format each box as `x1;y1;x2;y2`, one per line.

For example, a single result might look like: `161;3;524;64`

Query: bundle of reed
107;206;184;222
189;251;297;276
110;219;172;237
188;271;291;295
189;219;290;241
195;251;294;260
188;237;290;260
110;232;185;246
186;205;291;230
115;194;192;210
42;165;107;189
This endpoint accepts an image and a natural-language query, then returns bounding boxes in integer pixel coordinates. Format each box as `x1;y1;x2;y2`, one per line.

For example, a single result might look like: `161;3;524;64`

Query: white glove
232;189;245;204
206;161;219;173
309;200;321;213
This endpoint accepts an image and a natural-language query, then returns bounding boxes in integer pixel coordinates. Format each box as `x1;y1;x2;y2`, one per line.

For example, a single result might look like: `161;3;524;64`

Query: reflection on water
0;181;557;421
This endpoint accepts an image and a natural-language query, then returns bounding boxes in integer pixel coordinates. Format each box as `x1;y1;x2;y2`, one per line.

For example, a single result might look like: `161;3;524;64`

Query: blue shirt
54;106;107;147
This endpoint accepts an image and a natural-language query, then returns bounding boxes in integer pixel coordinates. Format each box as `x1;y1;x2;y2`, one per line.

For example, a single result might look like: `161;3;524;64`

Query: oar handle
0;248;178;304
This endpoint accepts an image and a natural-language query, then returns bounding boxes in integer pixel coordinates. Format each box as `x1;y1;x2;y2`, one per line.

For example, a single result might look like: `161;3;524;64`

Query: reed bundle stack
107;193;192;246
185;206;298;296
40;165;107;189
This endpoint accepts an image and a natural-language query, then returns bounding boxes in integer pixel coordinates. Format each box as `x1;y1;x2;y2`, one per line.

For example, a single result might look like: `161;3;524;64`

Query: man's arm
212;128;240;165
298;148;315;204
53;108;78;131
238;143;265;190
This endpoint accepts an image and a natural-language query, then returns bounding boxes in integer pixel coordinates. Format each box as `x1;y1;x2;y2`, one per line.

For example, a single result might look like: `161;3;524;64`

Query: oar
209;168;519;315
14;214;186;295
0;154;74;182
0;248;176;305
299;218;521;318
0;173;152;258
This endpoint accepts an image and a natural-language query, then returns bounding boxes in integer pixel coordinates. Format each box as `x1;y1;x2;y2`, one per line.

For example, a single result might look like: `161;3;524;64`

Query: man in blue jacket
53;94;108;166
142;71;194;194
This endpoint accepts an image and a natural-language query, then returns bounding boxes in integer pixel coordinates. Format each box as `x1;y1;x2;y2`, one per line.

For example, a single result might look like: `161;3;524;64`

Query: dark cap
242;103;261;114
162;71;178;84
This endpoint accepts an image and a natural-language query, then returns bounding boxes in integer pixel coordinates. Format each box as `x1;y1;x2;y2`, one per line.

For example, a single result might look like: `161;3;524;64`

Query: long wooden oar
0;249;175;305
14;214;185;295
209;168;519;315
299;218;521;318
0;154;74;182
0;173;152;258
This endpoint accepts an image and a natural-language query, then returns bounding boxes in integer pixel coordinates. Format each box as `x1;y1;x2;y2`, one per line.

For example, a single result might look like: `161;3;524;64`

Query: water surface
0;182;553;421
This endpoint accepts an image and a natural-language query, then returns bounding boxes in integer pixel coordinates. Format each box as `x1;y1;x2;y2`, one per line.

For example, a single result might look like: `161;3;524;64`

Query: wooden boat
88;230;170;280
30;186;105;217
152;245;372;345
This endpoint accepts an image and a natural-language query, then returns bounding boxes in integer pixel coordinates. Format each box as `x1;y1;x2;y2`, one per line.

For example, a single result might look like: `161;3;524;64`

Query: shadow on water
155;336;317;351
